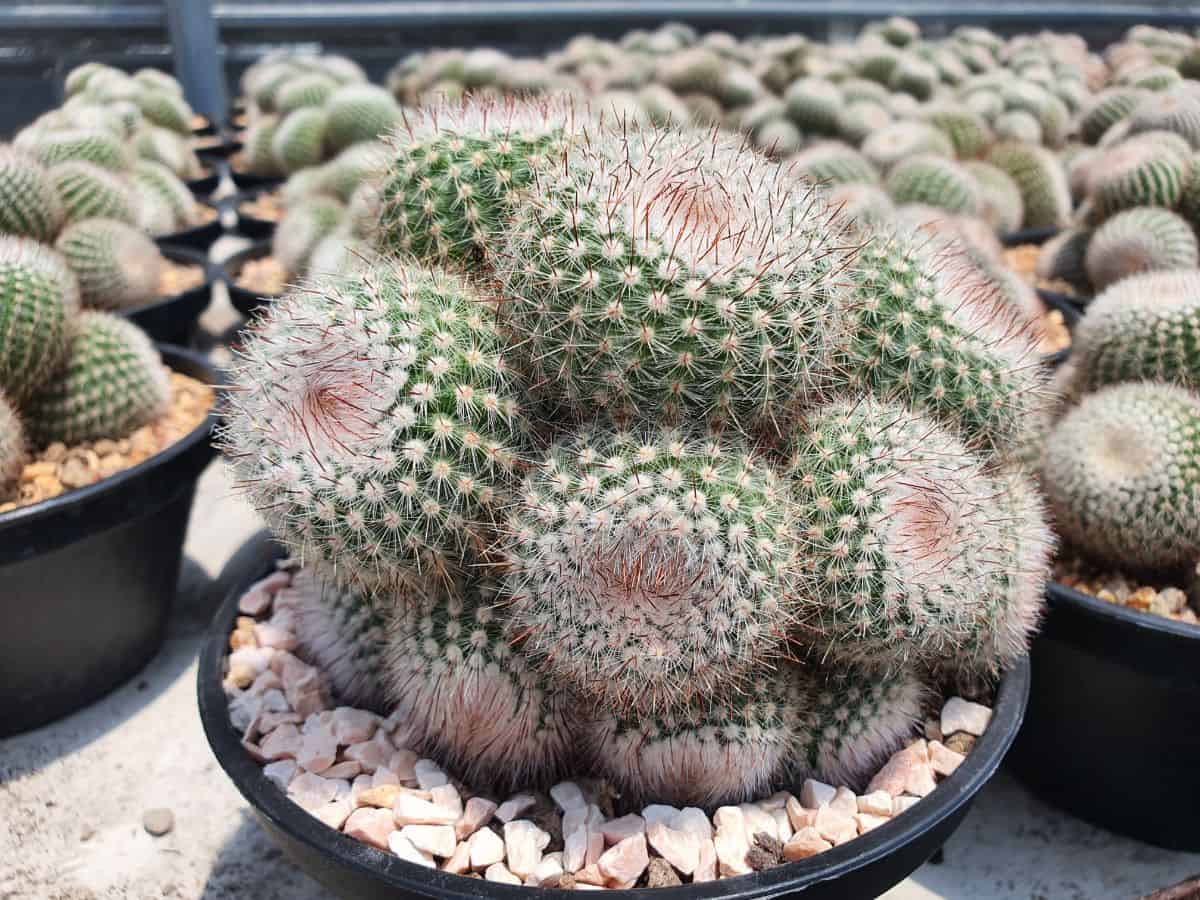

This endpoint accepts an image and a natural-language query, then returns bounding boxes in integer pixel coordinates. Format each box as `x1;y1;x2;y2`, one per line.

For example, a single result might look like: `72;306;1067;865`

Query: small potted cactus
201;97;1048;896
1011;268;1200;851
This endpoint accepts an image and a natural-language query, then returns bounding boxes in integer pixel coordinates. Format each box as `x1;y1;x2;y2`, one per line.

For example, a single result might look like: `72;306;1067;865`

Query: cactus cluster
223;100;1051;806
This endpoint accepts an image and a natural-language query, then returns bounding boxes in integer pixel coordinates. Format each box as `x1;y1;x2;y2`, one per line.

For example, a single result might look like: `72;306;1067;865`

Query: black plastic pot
123;243;215;346
197;139;245;167
230;164;286;195
0;345;220;737
156;199;225;254
221;240;280;319
1009;582;1200;852
186;165;223;201
228;188;279;241
199;537;1031;900
1000;226;1061;247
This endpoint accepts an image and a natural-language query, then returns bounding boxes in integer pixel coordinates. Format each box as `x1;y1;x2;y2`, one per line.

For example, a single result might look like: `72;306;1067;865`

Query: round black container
228;188;279;241
199;538;1030;900
123;244;215;346
187;165;223;201
1009;582;1200;852
157;199;225;254
0;346;220;737
1000;226;1061;247
193;117;218;138
197;139;245;167
230;167;286;195
221;240;281;319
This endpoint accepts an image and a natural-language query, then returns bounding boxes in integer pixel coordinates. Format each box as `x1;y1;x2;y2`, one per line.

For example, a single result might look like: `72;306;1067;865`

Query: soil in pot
1053;556;1199;626
234;251;288;298
1003;243;1086;302
240;189;285;224
212;558;1014;892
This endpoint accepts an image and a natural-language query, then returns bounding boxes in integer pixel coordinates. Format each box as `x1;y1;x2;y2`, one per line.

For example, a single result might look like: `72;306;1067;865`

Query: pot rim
1047;579;1200;643
198;548;1031;900
0;344;222;536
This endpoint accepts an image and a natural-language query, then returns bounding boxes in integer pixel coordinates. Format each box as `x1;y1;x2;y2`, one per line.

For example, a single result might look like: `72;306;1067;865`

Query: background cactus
131;160;196;235
986;142;1072;229
55;218;163;311
48;162;137;227
18;128;128;172
323;84;402;154
1084;206;1199;290
272;196;347;276
272;108;329;175
861;121;954;171
0;236;79;402
0;147;64;242
963;161;1025;233
0;391;27;495
23;310;169;446
1041;382;1200;571
885;154;981;214
789;141;880;186
1087;138;1186;217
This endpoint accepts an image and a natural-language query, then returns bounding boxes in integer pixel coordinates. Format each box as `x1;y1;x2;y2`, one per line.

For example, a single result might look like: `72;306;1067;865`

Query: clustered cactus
223;97;1053;805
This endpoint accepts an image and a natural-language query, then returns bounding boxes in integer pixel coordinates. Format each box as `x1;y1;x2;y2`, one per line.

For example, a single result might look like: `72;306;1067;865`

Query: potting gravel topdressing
225;565;995;889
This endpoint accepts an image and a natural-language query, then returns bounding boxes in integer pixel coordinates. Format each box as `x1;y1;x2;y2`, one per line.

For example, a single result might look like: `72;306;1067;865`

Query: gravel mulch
1054;557;1200;625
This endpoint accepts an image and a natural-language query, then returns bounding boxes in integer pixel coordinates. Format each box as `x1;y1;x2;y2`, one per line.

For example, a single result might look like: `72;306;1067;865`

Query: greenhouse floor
1;278;1197;900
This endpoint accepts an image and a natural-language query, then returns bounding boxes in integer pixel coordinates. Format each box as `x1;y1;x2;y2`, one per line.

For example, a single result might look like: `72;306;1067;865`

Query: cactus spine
1084;206;1199;291
0;390;27;495
0;236;79;402
0;147;64;242
55;218;163;311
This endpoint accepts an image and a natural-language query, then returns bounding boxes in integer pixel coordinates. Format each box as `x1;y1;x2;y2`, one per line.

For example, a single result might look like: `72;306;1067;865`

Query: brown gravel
159;260;207;297
239;191;285;223
1055;557;1200;626
235;255;288;297
1003;244;1081;297
190;113;211;131
191;135;226;153
0;372;214;513
1039;309;1070;355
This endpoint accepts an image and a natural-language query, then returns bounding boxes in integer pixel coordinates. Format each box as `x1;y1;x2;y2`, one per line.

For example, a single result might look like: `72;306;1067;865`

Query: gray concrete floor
1;274;1197;900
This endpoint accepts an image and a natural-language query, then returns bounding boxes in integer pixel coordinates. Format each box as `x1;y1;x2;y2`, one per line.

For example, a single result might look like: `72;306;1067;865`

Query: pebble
394;793;459;826
894;796;922;815
786;795;817;831
597;833;649;886
296;729;339;774
486;862;524;885
857;791;894;818
929;741;966;777
646;821;700;875
941;697;992;737
531;852;565;887
830;787;858;814
551;781;587;811
495;793;537;823
414;759;449;790
641;804;680;827
142;808;174;837
469;827;506;870
403;824;458;858
430;784;463;818
260;724;301;761
693;839;718;882
867;741;931;797
800;779;837;809
313;798;354;831
674;807;713;840
388;832;436;868
814;806;858;846
739;803;777;844
344;807;395;850
646;857;682;888
456;796;499;840
332;708;380;745
712;807;751;877
263;760;298;791
443;841;471;875
856;813;889;834
782;827;832;861
600;813;645;845
505;820;551;878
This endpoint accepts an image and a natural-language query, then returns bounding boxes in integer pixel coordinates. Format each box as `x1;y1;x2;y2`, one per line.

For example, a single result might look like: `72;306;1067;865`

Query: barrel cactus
986;142;1072;229
885;155;981;215
19;128;128;172
1084;206;1199;291
0;237;79;402
48;162;137;227
0;147;64;242
0;391;28;495
324;84;402;154
272;108;329;175
55;218;163;311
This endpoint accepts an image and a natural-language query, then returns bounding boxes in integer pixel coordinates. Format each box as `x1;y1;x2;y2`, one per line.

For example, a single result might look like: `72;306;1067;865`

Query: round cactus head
0;146;65;242
1084;206;1199;291
18;127;129;171
0;390;28;497
1042;381;1200;571
55;217;164;311
885;154;981;215
324;83;402;154
1087;138;1186;218
48;161;138;227
221;262;528;591
502;427;799;717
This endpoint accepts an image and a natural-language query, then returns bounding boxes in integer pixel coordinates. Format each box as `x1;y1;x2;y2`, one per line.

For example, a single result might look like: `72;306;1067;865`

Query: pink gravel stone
600;814;645;845
388;832;436;868
868;742;930;797
856;813;889;834
345;735;392;774
505;820;551;878
313;798;354;831
830;787;858;814
786;796;817;831
713;807;750;876
814;807;858;846
323;761;363;780
394;793;458;826
345;807;396;850
574;864;606;886
486;863;522;884
929;740;966;776
641;805;679;827
495;793;536;823
893;795;922;815
550;782;587;811
388;749;419;784
857;791;894;818
372;768;400;787
739;803;776;842
531;852;565;887
646;821;700;875
263;760;298;791
442;841;471;874
563;805;605;872
260;724;302;761
782;827;832;861
693;839;718;882
430;784;463;819
332;708;380;745
402;824;457;858
414;759;449;789
771;808;793;843
597;834;648;886
259;711;302;732
456;796;498;840
940;697;991;737
254;621;297;650
239;572;291;615
468;827;506;869
297;729;339;773
800;779;836;809
673;807;713;840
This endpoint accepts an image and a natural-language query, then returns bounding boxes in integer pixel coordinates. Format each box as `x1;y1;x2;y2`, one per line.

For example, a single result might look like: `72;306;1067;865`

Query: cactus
861;121;954;171
276;74;338;115
23;310;169;447
315;141;389;205
1084;206;1199;291
1087;138;1186;217
0;147;64;242
986;142;1071;229
786;398;1052;678
131;160;196;235
992;110;1043;145
241;115;284;177
586;664;805;806
885;154;981;215
1041;382;1200;571
272;108;329;175
638;84;691;128
0;390;26;496
789;141;880;186
889;55;938;101
963;161;1024;233
0;236;79;402
64;62;109;99
750;117;803;157
502;427;798;716
783;77;842;136
655;47;724;97
1179;153;1200;228
307;231;373;275
220;262;527;591
134;89;193;135
134;126;202;180
923;104;992;158
19;128;128;172
836;100;893;145
49;162;138;227
376;96;579;266
1070;270;1200;393
826;182;896;231
55;218;163;311
499;126;853;431
323;84;402;155
1126;88;1200;147
1080;87;1150;144
272;196;347;276
133;68;183;96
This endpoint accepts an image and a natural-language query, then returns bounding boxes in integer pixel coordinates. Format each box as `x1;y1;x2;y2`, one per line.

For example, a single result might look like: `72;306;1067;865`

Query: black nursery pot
0;346;220;737
229;164;286;195
227;189;278;242
221;240;280;319
199;539;1031;900
197;139;245;167
999;226;1061;247
186;165;223;201
1009;582;1200;852
1038;288;1081;369
123;244;215;346
157;199;225;254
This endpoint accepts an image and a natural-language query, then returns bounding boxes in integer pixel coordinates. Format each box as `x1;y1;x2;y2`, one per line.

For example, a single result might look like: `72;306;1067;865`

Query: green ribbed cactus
1084;206;1199;291
272;108;329;175
1088;138;1186;217
889;55;938;101
1127;89;1200;147
964;161;1024;233
323;84;402;155
0;389;25;496
19;128;128;172
131;160;195;235
923;104;992;158
64;63;109;99
586;664;804;806
885;154;981;214
1070;270;1200;393
789;141;880;186
133;68;182;96
836;99;893;145
1080;88;1150;144
376;96;578;265
784;77;842;136
276;74;338;115
503;427;798;716
1179;152;1200;227
499;127;852;431
992;110;1043;145
750;116;803;157
134;126;202;180
241;115;284;177
0;147;64;242
1042;382;1200;571
49;162;137;227
135;89;192;135
861;121;954;171
786;398;1052;678
55;218;163;311
316;141;388;204
0;237;79;402
272;196;346;276
23;310;169;446
221;262;527;592
986;142;1071;229
840;234;1047;451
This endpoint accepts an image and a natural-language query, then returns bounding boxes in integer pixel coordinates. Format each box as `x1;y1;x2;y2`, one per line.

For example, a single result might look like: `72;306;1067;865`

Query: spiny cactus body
24;310;169;446
324;84;402;155
272;196;347;276
1042;382;1200;571
135;89;192;135
0;237;79;402
963;161;1024;233
0;147;64;242
789;141;880;186
276;74;338;115
1088;139;1186;217
861;121;954;171
1080;87;1150;144
783;78;842;136
885;154;981;215
0;391;27;496
242;116;284;176
272;108;329;175
221;263;526;592
131;160;195;235
1127;89;1200;147
923;104;991;158
55;218;163;311
49;162;137;227
20;128;128;172
986;142;1071;229
1084;206;1199;291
